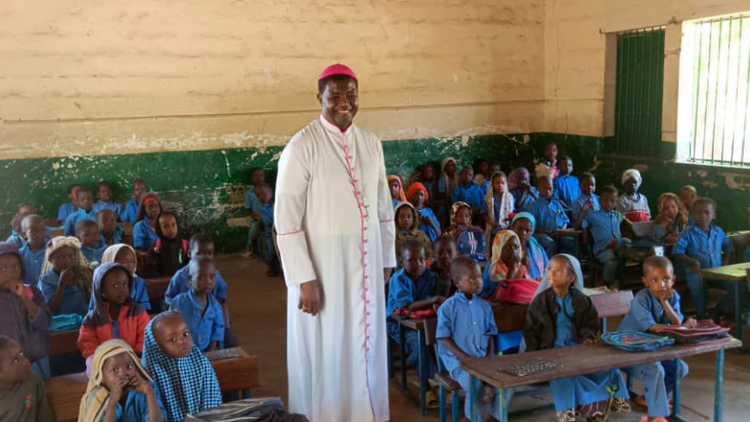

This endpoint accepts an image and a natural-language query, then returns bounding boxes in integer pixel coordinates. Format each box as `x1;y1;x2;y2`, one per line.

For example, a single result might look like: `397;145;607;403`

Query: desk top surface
700;262;750;282
460;338;741;388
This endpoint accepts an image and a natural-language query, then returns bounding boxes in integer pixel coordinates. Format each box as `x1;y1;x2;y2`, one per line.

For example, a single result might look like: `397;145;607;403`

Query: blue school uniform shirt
109;381;166;422
120;198;139;223
81;245;106;268
63;208;97;236
436;292;497;375
169;289;225;351
416;207;440;242
672;224;733;269
260;203;274;225
553;175;581;208
164;265;228;305
510;187;539;212
619;288;683;332
131;276;151;311
244;187;262;213
38;269;88;316
19;244;46;286
6;234;26;249
57;202;77;222
650;223;681;245
133;220;158;251
422;180;436;204
392;199;402;209
571;194;600;222
438;178;457;197
92;201;123;219
386;268;436;339
582;210;624;255
531;197;569;232
451;183;484;209
99;226;124;246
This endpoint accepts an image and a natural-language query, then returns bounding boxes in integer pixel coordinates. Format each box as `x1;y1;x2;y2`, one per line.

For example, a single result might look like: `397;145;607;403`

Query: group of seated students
1;178;238;421
386;142;749;422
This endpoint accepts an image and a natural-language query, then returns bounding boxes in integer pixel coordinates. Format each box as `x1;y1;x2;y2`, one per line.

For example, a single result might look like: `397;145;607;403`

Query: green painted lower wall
2;133;748;253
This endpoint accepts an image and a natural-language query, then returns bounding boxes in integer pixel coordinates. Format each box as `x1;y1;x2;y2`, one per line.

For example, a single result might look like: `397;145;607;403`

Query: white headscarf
621;169;642;191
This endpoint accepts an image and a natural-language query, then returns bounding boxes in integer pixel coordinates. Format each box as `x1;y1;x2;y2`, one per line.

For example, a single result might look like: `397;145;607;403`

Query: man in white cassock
274;64;396;422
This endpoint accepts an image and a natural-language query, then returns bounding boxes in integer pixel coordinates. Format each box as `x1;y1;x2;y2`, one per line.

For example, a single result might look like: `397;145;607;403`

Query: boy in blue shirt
436;256;499;420
451;166;484;214
673;198;740;318
619;256;693;422
386;241;441;382
243;168;265;259
257;184;280;277
91;181;122;219
571;173;600;222
97;209;123;247
63;187;97;236
19;215;48;286
576;185;632;287
57;184;81;222
169;256;224;352
76;220;105;268
120;179;146;223
531;175;576;257
553;155;581;209
165;234;228;305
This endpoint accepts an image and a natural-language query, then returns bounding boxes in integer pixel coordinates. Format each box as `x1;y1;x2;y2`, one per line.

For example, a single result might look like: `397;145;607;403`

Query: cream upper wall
0;0;545;159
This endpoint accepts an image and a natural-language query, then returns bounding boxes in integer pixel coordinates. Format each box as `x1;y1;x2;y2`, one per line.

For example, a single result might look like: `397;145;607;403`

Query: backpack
454;225;486;259
654;321;730;344
493;279;540;304
601;331;675;352
393;308;437;319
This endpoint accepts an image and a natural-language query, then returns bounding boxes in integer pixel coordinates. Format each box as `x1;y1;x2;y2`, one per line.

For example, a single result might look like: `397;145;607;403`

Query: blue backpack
601;331;674;352
455;225;486;262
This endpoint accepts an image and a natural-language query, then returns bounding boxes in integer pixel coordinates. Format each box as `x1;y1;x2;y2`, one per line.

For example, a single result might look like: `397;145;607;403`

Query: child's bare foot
481;384;494;404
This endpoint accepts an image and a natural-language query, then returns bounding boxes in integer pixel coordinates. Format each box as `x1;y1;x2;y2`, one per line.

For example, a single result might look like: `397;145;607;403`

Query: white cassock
275;116;396;422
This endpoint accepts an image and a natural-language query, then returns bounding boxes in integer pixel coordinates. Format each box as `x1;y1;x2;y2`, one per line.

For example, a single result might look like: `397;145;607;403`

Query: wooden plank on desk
461;339;741;389
207;347;260;392
45;372;88;422
49;330;79;358
700;262;750;282
590;290;633;318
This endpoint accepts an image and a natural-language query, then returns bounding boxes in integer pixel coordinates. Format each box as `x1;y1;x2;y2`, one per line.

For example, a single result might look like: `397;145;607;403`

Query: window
612;27;665;157
678;13;750;167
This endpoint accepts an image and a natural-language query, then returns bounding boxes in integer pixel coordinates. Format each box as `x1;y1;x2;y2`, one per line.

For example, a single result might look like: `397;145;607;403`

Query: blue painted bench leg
715;349;725;422
470;375;479;422
439;385;446;422
451;390;460;422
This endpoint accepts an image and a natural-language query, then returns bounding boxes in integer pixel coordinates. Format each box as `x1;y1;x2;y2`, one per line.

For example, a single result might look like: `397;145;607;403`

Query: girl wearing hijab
79;339;164;422
147;211;189;277
479;230;536;297
617;169;651;222
394;202;435;263
387;175;407;208
406;182;441;242
525;254;630;422
481;172;514;249
510;213;549;281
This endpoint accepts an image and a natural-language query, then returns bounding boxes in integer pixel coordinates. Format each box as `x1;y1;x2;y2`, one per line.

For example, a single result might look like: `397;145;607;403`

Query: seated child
480;163;502;195
451;166;484;213
79;339;165;422
531;175;576;257
576;186;632;287
510;213;550;281
98;209;124;246
617;169;651;222
257;184;280;277
77;219;106;268
442;202;487;261
481;230;531;297
416;163;437;208
168;256;224;352
388;175;406;208
78;263;150;372
394;202;434;264
406;182;441;242
618;256;692;422
651;193;688;245
164;234;228;305
142;311;222;421
508;167;539;212
437;157;459;202
472;158;490;186
386;241;440;388
147;211;188;277
92;181;123;219
525;254;630;422
673;198;742;318
121;180;147;223
38;236;93;316
101;244;151;311
431;236;457;297
0;336;54;421
243;168;264;259
481;171;514;247
19;215;48;286
436;257;500;421
571;173;600;222
64;187;97;236
0;243;52;379
132;194;162;252
553;155;581;209
58;184;82;222
6;203;36;248
534;141;559;180
679;185;697;225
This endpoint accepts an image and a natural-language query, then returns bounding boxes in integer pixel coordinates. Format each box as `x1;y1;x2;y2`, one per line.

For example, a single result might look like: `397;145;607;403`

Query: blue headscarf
141;314;221;422
532;253;585;299
511;212;548;280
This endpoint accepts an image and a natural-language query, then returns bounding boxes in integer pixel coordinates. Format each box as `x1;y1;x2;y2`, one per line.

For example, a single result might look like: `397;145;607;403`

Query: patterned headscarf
387;175;407;203
82;263;144;328
441;157;459;196
450;201;472;227
621;169;642;191
40;236;93;299
508;167;531;191
142;314;222;422
488;230;529;282
532;253;584;299
484;172;514;231
79;340;153;422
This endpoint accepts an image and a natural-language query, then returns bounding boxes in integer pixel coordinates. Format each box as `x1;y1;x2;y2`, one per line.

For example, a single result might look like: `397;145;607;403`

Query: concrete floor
219;254;750;422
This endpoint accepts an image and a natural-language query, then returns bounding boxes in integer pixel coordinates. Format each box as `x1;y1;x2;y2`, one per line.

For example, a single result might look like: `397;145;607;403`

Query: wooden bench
145;276;171;302
45;347;260;421
590;290;634;333
121;222;133;246
728;231;750;262
49;329;80;358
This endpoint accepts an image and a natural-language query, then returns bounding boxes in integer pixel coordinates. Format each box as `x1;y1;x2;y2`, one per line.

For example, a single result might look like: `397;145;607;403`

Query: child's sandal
556;409;577;422
610;397;631;413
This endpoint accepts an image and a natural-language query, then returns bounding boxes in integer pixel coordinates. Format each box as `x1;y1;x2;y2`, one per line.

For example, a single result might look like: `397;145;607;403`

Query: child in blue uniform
58;184;81;222
571;173;600;222
508;167;539;213
19;215;48;286
618;256;693;422
673;198;742;318
92;181;123;220
132;194;162;252
77;220;106;268
243;168;264;258
531;175;576;257
525;254;630;422
169;256;224;352
452;166;484;214
6;204;36;248
553;155;581;209
120;180;146;224
436;256;500;420
386;241;441;384
407;182;441;242
679;185;697;225
64;187;97;236
38;236;93;316
98;210;123;247
257;184;280;277
164;235;228;306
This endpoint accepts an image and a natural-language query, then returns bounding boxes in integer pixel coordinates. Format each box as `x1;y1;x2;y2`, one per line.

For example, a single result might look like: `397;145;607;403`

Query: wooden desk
700;263;750;344
49;329;79;358
145;276;171;301
462;339;742;422
206;347;260;394
45;372;88;422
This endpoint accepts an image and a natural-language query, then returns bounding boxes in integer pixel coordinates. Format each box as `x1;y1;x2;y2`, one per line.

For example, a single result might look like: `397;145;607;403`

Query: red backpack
654;321;730;344
493;279;540;304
